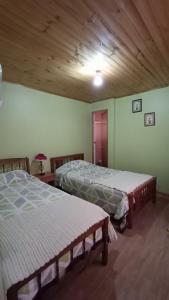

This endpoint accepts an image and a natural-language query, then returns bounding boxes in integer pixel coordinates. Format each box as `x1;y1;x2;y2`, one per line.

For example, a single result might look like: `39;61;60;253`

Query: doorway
92;110;108;167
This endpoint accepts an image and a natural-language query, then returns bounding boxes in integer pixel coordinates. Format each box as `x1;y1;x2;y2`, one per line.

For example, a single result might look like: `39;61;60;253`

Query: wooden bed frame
50;153;156;230
0;157;30;174
51;153;84;171
0;157;109;300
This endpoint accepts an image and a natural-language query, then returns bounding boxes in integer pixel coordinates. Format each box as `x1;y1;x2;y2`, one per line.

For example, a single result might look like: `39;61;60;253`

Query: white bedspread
94;171;153;194
0;196;116;300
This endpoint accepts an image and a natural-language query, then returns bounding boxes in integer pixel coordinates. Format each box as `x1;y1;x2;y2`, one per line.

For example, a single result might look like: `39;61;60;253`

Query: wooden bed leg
127;210;133;229
102;217;109;266
152;178;157;203
7;286;18;300
127;195;133;229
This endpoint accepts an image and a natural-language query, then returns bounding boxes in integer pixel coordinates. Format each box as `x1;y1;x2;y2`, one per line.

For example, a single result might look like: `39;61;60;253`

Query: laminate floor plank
42;194;169;300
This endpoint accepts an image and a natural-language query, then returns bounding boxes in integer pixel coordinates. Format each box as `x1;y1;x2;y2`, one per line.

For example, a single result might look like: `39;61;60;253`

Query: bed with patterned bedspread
55;160;156;225
0;170;116;300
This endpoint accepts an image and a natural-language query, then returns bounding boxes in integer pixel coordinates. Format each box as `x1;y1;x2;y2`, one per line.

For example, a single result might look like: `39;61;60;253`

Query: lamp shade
35;153;47;161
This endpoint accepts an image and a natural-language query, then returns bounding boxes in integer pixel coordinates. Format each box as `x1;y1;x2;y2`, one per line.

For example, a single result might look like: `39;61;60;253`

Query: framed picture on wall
132;99;142;113
144;112;155;126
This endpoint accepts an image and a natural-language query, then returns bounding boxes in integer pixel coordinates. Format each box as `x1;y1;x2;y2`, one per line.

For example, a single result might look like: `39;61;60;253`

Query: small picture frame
144;112;155;127
132;99;142;113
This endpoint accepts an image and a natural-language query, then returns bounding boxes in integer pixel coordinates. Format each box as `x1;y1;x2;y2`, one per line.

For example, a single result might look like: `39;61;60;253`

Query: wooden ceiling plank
31;2;162;88
83;0;165;85
0;0;169;101
96;0;169;83
133;0;169;70
116;0;169;86
0;0;162;94
0;7;150;92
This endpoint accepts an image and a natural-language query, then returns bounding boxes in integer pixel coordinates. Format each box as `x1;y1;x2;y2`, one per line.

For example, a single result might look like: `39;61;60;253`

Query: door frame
92;109;108;167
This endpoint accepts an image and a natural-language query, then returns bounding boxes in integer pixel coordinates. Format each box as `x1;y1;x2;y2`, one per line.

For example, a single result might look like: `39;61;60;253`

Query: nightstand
34;172;55;186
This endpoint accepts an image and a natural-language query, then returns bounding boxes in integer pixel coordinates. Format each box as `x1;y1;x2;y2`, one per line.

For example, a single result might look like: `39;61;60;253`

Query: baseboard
157;191;169;198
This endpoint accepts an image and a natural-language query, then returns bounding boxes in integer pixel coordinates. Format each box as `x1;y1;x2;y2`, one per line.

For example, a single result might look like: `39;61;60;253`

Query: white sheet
0;195;116;300
94;171;153;194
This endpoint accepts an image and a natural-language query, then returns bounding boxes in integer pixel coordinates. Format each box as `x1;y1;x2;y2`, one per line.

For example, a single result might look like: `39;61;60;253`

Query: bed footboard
127;177;156;228
7;217;109;300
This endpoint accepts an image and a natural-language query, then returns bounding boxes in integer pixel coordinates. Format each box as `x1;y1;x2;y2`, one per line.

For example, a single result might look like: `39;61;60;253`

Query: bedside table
34;172;55;186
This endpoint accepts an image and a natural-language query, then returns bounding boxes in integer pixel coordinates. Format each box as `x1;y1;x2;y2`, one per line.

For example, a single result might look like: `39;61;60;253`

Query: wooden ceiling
1;0;169;103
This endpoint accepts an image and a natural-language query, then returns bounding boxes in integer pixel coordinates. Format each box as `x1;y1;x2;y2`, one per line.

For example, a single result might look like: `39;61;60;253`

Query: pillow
56;160;90;174
0;170;30;185
66;160;90;168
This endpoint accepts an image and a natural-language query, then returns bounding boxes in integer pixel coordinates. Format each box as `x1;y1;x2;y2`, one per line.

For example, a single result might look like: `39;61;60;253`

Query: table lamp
35;153;47;175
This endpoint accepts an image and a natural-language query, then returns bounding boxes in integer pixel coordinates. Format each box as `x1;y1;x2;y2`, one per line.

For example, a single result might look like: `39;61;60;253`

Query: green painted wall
91;87;169;194
1;82;169;193
0;82;91;173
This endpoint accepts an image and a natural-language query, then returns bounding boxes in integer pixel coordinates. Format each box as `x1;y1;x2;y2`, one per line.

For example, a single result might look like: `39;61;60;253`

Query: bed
50;153;156;230
0;157;116;300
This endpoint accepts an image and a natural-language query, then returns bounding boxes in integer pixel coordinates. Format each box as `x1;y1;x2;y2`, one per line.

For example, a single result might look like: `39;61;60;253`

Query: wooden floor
42;193;169;300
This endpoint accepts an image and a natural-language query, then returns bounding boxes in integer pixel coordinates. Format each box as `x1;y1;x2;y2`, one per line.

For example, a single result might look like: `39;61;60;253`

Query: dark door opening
92;110;108;167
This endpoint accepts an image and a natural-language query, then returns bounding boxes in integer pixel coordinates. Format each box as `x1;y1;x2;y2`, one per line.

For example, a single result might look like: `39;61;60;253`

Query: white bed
50;154;156;229
0;158;116;300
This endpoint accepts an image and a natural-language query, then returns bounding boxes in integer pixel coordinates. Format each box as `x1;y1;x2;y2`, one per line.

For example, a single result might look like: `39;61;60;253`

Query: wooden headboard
0;157;30;174
50;153;84;172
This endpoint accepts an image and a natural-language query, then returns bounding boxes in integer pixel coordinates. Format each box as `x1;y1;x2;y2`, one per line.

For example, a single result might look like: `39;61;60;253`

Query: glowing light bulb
93;70;103;87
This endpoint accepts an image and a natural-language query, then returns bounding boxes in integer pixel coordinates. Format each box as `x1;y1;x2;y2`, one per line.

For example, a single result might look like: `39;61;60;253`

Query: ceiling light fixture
93;70;103;87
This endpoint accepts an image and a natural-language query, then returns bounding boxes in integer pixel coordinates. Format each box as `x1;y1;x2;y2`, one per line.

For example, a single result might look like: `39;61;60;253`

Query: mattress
0;170;116;300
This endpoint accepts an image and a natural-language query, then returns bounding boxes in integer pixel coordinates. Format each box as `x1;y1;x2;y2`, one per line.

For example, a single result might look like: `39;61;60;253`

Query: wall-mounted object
132;99;142;113
144;112;155;127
